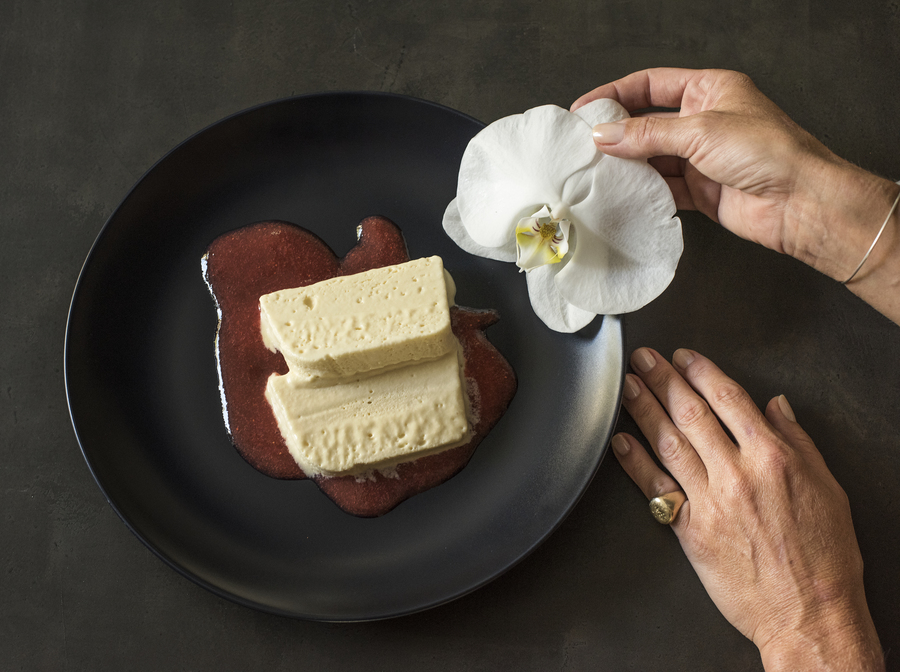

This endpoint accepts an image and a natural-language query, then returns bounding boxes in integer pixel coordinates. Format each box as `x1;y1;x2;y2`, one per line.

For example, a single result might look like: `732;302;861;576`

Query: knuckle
683;112;720;148
758;444;792;472
723;69;753;86
628;117;656;147
733;72;758;92
712;380;748;409
653;366;683;392
708;68;755;94
688;111;717;136
673;397;711;431
632;116;673;153
718;461;754;498
656;432;689;462
684;111;737;161
728;473;755;501
752;436;797;473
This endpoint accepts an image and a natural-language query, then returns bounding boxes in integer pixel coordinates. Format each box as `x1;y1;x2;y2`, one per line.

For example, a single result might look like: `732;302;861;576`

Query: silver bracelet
841;186;900;285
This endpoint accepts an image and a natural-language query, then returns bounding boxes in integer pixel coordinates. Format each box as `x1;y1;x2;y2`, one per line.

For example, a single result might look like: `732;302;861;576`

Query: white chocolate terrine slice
265;347;469;476
259;256;456;383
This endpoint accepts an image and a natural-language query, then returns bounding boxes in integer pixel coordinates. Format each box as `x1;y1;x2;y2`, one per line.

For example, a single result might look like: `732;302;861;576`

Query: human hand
571;68;900;312
574;68;830;253
611;347;884;671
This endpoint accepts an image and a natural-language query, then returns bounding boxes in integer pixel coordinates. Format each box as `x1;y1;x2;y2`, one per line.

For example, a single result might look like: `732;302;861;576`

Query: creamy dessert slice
260;256;456;384
265;348;470;476
261;256;471;477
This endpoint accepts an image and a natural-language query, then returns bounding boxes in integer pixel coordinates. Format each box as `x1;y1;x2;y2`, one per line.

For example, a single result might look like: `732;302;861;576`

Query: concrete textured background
2;0;899;669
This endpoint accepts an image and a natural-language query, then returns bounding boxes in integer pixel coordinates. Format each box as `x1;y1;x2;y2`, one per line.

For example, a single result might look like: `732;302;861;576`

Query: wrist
756;598;884;672
782;155;899;282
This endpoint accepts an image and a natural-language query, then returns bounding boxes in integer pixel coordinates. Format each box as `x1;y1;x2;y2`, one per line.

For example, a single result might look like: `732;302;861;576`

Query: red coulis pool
203;216;517;516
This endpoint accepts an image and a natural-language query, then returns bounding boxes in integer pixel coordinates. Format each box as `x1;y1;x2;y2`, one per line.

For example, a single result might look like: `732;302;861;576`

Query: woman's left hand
612;347;884;671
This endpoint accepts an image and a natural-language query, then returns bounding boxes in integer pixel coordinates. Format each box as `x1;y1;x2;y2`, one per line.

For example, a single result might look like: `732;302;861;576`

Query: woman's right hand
572;68;900;322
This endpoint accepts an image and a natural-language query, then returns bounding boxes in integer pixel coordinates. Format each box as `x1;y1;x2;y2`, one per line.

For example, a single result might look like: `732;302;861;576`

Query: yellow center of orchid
515;205;571;272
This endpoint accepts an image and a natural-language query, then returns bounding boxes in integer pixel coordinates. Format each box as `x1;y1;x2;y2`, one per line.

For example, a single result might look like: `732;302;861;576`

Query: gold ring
649;490;686;525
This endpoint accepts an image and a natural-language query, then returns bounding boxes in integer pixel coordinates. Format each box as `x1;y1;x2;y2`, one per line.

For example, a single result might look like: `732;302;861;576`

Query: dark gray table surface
3;1;898;669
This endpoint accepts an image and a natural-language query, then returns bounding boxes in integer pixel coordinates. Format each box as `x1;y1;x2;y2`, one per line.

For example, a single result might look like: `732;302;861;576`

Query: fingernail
673;348;695;369
623;373;640;400
611;434;630;456
778;394;796;422
592;121;626;144
632;348;656;373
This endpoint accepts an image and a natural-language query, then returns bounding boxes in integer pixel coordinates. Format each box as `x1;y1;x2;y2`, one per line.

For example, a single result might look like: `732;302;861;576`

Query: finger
643;156;701;211
645;159;720;217
571;67;702;112
610;433;682;499
683;163;722;222
662;177;698;212
610;433;693;532
646;155;696;210
671;349;772;450
633;110;681;119
644;156;723;217
622;372;709;495
592;114;708;163
630;348;737;469
644;155;702;212
764;395;819;456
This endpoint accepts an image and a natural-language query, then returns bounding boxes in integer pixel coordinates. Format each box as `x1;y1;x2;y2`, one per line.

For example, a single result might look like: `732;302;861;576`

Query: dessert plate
64;92;625;621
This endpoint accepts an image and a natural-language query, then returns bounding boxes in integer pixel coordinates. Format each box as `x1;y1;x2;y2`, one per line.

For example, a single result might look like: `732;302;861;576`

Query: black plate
64;92;625;621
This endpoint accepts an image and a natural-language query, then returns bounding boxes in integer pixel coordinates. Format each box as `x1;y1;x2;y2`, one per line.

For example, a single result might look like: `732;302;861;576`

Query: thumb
764;394;818;455
592;115;699;161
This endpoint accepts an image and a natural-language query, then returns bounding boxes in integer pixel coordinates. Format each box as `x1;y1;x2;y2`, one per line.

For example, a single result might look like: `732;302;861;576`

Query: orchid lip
515;205;571;272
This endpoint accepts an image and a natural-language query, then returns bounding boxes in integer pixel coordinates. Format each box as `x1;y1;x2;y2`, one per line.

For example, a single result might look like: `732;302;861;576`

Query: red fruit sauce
202;216;517;517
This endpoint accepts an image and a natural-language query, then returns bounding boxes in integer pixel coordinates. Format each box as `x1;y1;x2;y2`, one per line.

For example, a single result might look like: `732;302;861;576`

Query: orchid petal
444;99;683;330
556;155;682;315
571;98;631;128
442;198;516;263
455;105;598;249
524;264;596;333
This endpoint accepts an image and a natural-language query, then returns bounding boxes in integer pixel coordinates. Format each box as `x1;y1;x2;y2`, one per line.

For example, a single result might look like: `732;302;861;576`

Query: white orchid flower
442;99;683;333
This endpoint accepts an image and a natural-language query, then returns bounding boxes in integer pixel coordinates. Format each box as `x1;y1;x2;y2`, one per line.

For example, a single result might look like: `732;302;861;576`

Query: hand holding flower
574;68;900;323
